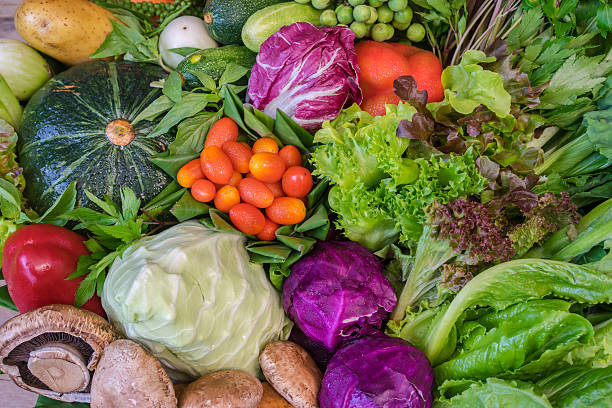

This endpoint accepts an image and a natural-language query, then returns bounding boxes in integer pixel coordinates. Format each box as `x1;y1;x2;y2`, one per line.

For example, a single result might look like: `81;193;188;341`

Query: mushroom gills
4;332;94;393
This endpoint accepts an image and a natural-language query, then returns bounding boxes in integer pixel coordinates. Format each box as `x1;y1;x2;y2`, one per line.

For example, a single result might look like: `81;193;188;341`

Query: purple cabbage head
282;241;396;351
248;22;362;132
319;335;435;408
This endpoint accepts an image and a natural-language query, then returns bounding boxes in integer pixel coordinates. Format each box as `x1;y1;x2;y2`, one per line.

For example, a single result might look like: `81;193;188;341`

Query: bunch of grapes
107;0;206;24
295;0;425;42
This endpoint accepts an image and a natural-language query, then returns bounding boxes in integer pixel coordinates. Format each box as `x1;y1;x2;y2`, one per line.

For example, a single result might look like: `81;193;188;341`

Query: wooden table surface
1;2;38;406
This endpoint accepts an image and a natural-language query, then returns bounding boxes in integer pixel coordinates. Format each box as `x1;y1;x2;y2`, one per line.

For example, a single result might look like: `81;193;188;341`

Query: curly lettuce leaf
0;119;24;191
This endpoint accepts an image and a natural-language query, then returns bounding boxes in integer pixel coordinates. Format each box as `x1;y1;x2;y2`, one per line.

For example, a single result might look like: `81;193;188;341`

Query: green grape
377;5;393;23
312;0;332;9
350;21;369;38
393;7;412;25
353;5;372;22
392;20;410;30
368;0;384;7
365;7;378;24
406;23;426;42
371;22;394;41
294;0;312;4
348;0;366;6
388;0;407;12
320;9;338;26
337;5;354;24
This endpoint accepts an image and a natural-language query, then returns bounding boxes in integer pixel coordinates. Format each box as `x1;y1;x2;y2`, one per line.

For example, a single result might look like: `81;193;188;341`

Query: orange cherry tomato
265;181;284;198
205;117;239;148
240;142;252;150
282;166;313;198
249;152;286;183
200;146;233;185
230;203;266;235
227;171;243;187
252;137;279;154
177;159;204;188
222;141;252;174
257;217;280;241
191;179;216;202
214;185;240;213
237;178;274;208
266;197;307;225
279;145;302;167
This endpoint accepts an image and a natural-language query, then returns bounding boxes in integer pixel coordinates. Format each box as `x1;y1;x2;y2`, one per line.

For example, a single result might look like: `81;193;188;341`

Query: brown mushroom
0;304;121;403
179;369;263;408
90;339;177;408
258;382;293;408
259;341;322;408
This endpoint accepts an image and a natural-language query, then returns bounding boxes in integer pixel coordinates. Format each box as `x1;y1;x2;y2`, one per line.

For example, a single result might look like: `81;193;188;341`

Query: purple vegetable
319;335;434;408
248;22;362;132
282;241;396;351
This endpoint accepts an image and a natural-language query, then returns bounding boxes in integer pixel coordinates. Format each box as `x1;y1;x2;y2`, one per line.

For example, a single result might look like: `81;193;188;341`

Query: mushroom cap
180;370;263;408
0;304;121;403
259;341;322;408
258;383;293;408
90;339;177;408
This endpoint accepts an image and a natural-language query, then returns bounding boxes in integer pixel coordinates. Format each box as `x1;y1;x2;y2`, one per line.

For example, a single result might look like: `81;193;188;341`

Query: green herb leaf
163;71;183;104
35;181;77;225
0;178;21;220
167;47;200;57
170;190;210;222
0;285;17;311
169;112;219;155
219;63;250;87
150;152;199;179
195;72;217;92
132;95;175;125
274;109;314;151
149;93;221;138
597;2;612;38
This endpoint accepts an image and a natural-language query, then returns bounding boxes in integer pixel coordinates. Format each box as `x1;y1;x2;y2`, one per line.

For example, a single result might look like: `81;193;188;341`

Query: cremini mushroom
90;339;177;408
259;341;322;408
0;304;121;403
179;369;263;408
258;382;293;408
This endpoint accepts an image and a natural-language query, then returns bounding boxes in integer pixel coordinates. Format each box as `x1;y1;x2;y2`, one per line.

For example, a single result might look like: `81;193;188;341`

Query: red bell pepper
2;224;105;317
355;41;444;116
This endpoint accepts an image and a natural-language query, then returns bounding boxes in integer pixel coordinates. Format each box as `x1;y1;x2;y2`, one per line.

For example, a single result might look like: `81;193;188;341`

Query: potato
14;0;116;66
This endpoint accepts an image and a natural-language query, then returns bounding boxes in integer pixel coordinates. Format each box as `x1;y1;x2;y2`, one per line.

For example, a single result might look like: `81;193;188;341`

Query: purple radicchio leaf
248;22;362;132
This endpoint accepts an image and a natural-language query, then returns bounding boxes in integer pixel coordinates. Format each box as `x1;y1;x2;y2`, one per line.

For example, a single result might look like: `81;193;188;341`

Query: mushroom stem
27;342;90;394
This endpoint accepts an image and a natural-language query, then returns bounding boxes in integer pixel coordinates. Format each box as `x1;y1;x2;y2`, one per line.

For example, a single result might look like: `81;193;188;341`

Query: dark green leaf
62;208;116;226
275;235;316;253
35;395;90;407
35;181;77;225
84;190;120;218
219;85;255;138
253;107;276;132
219;63;250;86
598;3;612;38
281;250;304;269
170;190;210;222
150;152;199;179
74;273;97;307
269;264;290;290
558;0;578;19
195;72;217;92
167;47;200;57
296;204;329;232
66;254;97;280
209;209;243;235
169;112;219;155
0;178;21;220
90;20;155;62
142;182;185;218
247;245;292;262
307;180;329;209
243;106;276;139
163;71;183;104
149;93;220;138
120;187;140;222
274;109;314;151
0;285;17;311
132;95;174;125
305;223;329;241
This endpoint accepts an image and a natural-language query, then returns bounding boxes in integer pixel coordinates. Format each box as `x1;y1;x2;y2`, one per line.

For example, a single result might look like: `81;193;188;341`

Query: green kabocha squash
18;60;173;213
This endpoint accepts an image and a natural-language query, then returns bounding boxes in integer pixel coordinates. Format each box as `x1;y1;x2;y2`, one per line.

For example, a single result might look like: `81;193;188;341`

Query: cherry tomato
282;166;313;198
237;178;274;208
230;203;266;235
266;197;307;225
205;117;239;148
214;185;240;213
252;137;279;154
240;142;252;150
222;141;253;174
191;179;216;202
279;145;302;167
177;159;204;188
227;171;242;187
265;181;284;198
200;146;233;185
257;217;280;241
249;152;286;183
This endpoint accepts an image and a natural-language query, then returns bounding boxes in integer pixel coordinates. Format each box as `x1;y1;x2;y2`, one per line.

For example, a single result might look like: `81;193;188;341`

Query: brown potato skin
15;0;116;66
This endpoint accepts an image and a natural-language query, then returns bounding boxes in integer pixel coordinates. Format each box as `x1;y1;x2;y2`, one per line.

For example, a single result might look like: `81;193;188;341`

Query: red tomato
281;166;313;198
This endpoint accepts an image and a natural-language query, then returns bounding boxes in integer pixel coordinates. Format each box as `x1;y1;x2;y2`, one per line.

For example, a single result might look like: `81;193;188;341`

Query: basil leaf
168;47;200;57
149;93;220;138
219;63;250;87
163;71;183;104
35;181;77;225
170;190;210;222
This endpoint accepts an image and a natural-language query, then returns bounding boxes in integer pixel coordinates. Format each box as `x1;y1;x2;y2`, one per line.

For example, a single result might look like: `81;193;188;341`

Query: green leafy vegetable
434;378;553;407
538;365;612;407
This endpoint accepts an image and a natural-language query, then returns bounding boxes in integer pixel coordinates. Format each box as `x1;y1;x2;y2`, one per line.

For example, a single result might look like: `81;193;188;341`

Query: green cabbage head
102;221;292;380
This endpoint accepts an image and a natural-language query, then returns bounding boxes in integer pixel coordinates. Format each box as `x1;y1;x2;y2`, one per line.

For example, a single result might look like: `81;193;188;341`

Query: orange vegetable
214;185;240;213
237;178;274;208
278;145;302;168
191;179;216;203
252;137;279;154
282;166;313;198
227;171;243;187
230;203;266;235
256;217;280;241
222;141;252;173
205;117;239;148
177;159;204;188
200;146;233;185
249;152;286;183
355;41;444;116
266;197;306;225
265;181;284;198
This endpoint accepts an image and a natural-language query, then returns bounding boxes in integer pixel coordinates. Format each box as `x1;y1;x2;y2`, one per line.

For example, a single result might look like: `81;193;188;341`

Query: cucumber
203;0;288;46
241;3;323;52
177;45;257;90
